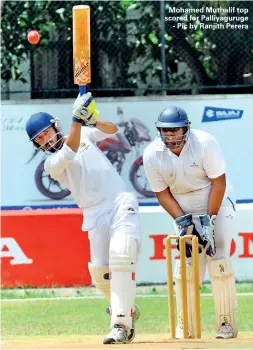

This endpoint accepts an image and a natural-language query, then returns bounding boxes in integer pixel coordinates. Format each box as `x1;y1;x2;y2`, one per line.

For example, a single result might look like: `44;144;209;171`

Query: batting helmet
156;106;191;128
26;112;55;141
26;112;64;152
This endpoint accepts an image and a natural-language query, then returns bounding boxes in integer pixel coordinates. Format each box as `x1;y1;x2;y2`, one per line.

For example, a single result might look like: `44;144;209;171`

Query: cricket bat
72;5;91;96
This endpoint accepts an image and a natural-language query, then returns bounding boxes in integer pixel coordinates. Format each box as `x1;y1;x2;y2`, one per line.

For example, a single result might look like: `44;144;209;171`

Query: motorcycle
98;107;154;197
29;107;154;200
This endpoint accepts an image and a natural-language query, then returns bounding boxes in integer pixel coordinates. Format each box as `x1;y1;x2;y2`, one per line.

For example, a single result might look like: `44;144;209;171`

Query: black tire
35;160;71;200
130;159;154;198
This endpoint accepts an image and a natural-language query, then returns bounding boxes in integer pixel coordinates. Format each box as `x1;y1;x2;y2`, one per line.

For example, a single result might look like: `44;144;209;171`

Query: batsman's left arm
95;120;118;135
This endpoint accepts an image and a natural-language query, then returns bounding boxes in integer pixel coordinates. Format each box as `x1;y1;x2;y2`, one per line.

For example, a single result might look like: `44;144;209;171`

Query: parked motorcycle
98;106;154;197
30;107;154;200
35;156;71;200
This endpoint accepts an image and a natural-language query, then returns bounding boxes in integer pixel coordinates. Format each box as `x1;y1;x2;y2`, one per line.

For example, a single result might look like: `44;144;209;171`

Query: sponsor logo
149;232;253;260
219;264;225;273
190;162;199;168
226;214;234;220
80;107;89;117
222;315;231;324
202;107;243;122
0;238;33;265
79;142;89;151
74;51;90;84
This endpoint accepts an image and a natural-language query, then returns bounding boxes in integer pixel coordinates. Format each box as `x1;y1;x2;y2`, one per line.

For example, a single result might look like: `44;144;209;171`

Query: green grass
143;283;253;295
2;295;253;338
1;283;253;299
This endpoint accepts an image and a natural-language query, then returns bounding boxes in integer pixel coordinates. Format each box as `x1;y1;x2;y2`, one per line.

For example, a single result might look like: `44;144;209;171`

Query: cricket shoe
106;304;140;342
103;324;129;344
216;322;237;339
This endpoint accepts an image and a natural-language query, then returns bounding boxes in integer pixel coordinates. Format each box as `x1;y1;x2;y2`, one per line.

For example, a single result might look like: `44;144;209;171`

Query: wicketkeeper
143;106;237;339
25;93;141;344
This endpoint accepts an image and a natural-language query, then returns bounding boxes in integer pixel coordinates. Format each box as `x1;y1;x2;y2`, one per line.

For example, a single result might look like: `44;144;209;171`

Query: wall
1;94;253;209
1;205;253;287
137;204;253;283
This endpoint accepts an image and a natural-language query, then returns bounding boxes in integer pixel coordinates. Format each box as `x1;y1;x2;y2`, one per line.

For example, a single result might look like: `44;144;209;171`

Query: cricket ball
27;30;40;45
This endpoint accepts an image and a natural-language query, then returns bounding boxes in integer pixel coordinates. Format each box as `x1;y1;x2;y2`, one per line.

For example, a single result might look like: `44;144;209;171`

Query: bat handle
79;85;86;96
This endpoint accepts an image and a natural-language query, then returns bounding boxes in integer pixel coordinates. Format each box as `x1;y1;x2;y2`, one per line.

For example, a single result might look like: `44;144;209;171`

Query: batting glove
199;214;216;257
175;214;203;258
73;92;100;127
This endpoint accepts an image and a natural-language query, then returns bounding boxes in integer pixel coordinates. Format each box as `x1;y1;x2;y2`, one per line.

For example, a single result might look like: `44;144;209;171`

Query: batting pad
88;263;110;301
174;260;195;338
109;234;137;330
208;258;237;334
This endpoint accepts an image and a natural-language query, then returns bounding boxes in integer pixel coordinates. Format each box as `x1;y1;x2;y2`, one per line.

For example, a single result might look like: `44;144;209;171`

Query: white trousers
174;197;237;336
87;192;141;266
191;196;236;283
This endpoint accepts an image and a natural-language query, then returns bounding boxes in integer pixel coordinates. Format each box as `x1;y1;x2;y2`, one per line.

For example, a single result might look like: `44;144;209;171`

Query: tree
127;0;253;93
1;1;53;83
1;0;252;96
1;0;133;97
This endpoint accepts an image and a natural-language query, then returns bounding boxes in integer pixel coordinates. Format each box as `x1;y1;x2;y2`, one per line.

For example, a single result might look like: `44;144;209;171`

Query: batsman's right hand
174;214;203;258
73;92;100;126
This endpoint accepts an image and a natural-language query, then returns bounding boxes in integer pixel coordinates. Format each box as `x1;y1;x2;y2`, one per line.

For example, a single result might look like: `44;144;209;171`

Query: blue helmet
26;112;55;141
156;106;191;128
26;112;64;152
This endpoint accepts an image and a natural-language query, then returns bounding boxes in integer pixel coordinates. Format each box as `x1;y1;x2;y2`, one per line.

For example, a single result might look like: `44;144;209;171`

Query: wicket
165;235;201;339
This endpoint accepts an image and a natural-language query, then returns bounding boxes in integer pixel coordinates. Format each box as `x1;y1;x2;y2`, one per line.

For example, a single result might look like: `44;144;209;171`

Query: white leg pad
109;234;137;330
88;263;110;301
174;260;195;337
208;258;237;334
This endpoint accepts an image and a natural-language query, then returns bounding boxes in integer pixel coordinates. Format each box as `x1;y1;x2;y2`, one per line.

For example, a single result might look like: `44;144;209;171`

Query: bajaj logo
202;107;243;122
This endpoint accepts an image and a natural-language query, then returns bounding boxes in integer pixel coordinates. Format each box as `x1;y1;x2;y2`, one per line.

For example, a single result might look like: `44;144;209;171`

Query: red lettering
149;235;179;260
230;239;236;257
150;233;253;261
238;233;253;258
149;235;167;260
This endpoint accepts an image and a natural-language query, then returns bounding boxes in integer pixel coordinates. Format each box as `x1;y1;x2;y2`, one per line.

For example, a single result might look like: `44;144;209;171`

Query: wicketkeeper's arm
208;173;226;216
155;187;184;219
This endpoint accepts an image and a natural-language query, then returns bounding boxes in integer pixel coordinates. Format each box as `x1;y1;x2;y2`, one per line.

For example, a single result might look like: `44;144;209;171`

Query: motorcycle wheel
35;160;71;200
130;159;154;198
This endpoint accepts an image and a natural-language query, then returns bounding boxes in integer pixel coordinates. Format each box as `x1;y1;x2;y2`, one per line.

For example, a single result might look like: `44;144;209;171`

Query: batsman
143;106;237;339
25;93;141;344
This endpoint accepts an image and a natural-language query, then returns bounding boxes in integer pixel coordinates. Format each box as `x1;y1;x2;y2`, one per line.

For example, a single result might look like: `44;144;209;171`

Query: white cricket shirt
143;129;234;214
44;127;127;213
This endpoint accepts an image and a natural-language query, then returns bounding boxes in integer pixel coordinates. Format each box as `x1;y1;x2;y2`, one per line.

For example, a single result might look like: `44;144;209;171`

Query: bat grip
79;86;86;96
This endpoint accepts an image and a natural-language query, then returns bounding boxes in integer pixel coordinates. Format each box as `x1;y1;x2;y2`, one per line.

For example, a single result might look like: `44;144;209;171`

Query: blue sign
202;106;243;122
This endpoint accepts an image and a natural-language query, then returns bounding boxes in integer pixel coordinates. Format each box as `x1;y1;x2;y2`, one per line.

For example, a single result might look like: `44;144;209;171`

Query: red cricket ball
27;30;40;45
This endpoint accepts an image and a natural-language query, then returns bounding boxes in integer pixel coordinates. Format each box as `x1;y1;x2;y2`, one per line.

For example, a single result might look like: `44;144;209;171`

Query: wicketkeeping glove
72;92;100;127
175;214;203;258
199;214;216;257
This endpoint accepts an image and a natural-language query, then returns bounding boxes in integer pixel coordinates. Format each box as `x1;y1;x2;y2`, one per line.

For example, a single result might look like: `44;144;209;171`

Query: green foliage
1;1;54;83
1;0;252;93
